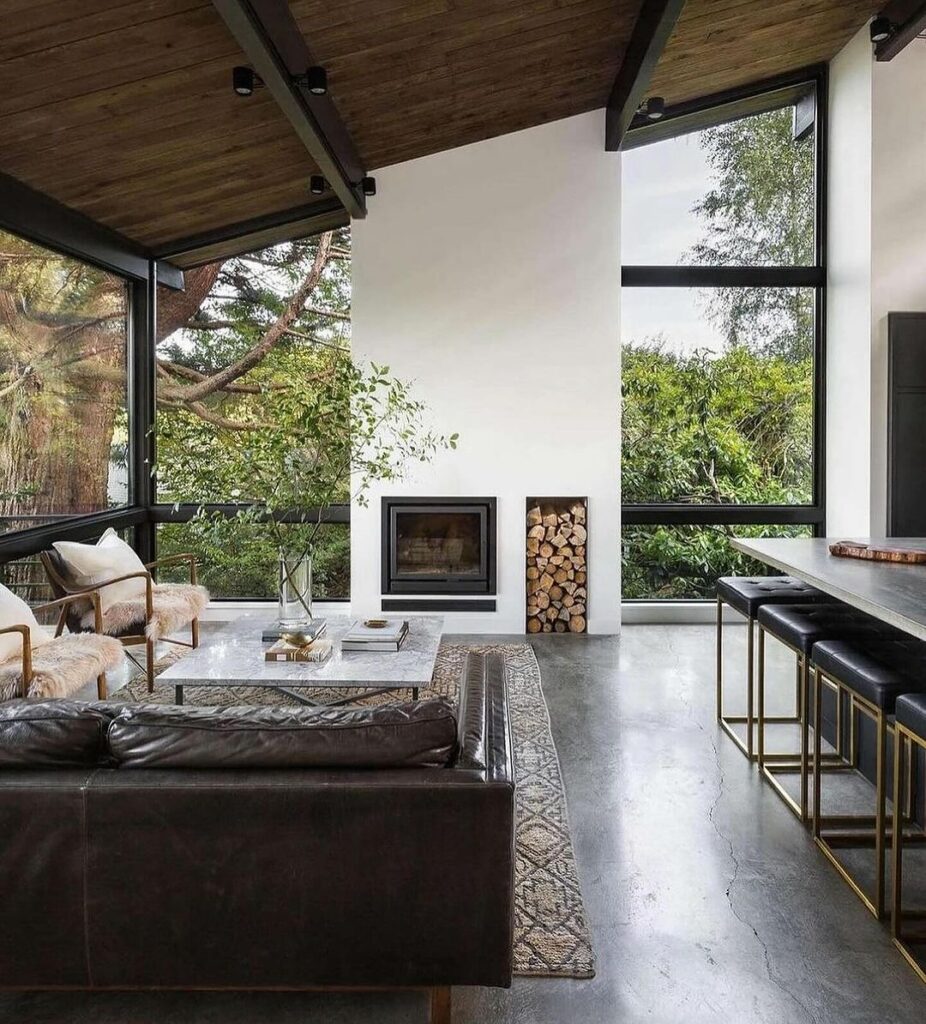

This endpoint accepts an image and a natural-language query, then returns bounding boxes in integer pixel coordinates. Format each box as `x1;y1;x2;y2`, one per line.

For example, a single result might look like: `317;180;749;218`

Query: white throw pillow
54;528;148;613
0;583;52;663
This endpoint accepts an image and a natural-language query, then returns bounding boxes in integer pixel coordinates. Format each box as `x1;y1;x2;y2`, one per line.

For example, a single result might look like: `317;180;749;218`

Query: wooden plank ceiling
0;0;880;255
648;0;883;105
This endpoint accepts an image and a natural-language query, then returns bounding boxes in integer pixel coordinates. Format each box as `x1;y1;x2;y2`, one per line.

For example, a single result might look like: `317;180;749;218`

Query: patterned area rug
110;641;596;979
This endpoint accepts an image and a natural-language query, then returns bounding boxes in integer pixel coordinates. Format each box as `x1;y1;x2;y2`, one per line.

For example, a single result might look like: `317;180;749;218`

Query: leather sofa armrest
456;651;514;785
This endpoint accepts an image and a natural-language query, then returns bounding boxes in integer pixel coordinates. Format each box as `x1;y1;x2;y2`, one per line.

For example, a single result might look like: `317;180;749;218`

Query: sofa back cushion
0;699;114;767
108;699;458;769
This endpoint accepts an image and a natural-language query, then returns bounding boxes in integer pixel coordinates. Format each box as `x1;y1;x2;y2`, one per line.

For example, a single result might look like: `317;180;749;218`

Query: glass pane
394;511;483;578
155;232;351;505
157;520;350;601
622;286;814;505
621;105;815;266
0;230;129;533
621;524;814;600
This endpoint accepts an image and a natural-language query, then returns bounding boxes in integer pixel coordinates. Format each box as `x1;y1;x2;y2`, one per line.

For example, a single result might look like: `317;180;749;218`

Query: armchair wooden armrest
60;571;154;623
145;552;199;585
33;591;105;637
0;625;32;697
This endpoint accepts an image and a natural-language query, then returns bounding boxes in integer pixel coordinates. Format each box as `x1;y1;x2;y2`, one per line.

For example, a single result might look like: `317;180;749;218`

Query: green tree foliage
689;108;815;361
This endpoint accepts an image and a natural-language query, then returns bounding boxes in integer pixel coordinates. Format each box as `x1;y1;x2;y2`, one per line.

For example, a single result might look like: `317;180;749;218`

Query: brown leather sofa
0;652;515;1024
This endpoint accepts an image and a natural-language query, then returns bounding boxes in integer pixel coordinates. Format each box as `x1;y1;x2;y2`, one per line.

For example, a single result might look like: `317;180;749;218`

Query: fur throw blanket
80;583;210;641
0;634;124;701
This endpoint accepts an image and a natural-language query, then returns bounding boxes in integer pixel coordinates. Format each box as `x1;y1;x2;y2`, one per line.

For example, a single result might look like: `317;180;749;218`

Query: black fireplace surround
382;497;497;596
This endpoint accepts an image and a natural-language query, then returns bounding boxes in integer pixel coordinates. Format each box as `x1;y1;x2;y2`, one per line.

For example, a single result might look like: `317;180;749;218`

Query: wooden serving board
829;541;926;564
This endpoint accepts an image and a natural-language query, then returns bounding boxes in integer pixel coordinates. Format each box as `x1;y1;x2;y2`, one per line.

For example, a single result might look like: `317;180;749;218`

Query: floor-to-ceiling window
621;73;826;600
0;229;133;599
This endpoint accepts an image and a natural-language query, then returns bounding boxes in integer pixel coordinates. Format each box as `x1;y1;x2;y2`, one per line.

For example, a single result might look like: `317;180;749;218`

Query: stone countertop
731;537;926;641
158;613;444;688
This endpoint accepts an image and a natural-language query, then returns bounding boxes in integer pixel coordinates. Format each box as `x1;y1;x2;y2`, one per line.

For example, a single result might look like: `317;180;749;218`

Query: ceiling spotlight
305;66;328;95
641;96;666;121
232;66;260;96
310;175;328;195
870;16;893;43
361;176;377;197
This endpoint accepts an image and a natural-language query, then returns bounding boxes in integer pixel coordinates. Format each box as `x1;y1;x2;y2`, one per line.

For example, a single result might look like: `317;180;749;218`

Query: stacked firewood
526;500;587;633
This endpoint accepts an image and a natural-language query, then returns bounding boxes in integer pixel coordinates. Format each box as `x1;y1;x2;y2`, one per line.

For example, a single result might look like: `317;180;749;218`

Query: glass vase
278;549;313;626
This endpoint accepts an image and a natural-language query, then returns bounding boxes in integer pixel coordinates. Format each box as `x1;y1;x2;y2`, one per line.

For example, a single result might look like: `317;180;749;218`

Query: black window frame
621;66;828;599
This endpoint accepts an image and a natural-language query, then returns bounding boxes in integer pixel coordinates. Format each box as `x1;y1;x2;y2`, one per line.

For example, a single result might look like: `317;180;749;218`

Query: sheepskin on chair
80;583;210;641
0;634;124;701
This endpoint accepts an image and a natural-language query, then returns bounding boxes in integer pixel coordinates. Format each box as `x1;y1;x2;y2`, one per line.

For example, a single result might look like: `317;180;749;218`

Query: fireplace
381;497;497;596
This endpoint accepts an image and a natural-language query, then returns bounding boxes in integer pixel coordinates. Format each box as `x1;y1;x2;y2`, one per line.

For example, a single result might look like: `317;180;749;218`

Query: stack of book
341;619;409;653
264;638;332;663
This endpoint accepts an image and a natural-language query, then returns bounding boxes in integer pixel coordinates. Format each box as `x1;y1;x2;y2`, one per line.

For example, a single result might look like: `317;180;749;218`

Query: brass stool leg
757;625;766;768
812;666;824;837
746;616;755;760
892;729;905;944
799;653;810;823
716;596;723;724
875;709;887;918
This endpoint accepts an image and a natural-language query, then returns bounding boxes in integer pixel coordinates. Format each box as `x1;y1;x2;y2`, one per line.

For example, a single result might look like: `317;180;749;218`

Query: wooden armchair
0;590;123;701
39;551;208;693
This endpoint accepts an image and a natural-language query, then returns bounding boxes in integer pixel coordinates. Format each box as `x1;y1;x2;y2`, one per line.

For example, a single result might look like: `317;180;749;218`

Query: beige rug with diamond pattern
110;641;596;979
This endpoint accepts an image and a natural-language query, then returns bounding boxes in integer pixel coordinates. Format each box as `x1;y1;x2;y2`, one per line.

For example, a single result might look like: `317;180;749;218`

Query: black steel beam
621;265;824;288
623;66;824;150
0;171;183;287
0;508;149;562
154;196;348;267
875;1;926;60
606;0;686;151
621;505;824;526
211;0;366;218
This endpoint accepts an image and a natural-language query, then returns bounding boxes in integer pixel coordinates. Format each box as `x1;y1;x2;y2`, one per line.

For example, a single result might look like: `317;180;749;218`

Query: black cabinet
888;312;926;537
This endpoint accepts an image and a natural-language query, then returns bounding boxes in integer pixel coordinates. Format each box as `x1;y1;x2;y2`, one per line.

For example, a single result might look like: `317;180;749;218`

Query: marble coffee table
158;613;444;707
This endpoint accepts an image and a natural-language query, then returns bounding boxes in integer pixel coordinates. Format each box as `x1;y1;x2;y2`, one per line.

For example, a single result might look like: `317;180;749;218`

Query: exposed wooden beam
875;0;926;60
605;0;686;151
210;0;367;218
154;197;348;268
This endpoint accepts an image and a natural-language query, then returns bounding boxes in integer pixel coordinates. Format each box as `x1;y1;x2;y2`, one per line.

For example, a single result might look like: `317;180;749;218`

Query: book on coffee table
264;638;332;663
341;619;409;653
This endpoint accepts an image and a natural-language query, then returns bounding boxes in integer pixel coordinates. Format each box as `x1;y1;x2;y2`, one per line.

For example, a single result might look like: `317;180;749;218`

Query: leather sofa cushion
0;699;114;767
108;699;458;769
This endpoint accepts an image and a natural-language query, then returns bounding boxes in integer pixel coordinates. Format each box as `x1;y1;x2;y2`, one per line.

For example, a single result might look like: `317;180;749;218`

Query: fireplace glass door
382;499;496;594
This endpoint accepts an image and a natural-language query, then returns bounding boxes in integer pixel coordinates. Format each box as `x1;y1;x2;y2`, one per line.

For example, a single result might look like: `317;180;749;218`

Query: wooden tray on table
829;541;926;564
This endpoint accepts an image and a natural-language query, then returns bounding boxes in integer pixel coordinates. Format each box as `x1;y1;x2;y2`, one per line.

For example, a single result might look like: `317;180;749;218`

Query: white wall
870;40;926;533
351;112;621;633
826;26;873;535
827;32;926;536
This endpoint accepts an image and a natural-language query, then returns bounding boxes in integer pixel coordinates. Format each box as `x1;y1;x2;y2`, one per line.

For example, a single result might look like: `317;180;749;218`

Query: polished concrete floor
4;625;925;1023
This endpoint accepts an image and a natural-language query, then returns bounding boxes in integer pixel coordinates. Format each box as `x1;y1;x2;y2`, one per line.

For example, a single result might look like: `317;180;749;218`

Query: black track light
361;176;377;197
310;175;327;195
305;66;328;95
641;96;666;121
870;16;893;43
233;66;259;96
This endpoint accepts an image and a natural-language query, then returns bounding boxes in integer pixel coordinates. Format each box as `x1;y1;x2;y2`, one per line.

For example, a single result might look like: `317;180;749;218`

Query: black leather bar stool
757;603;894;822
892;692;926;980
811;640;926;919
716;577;825;761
